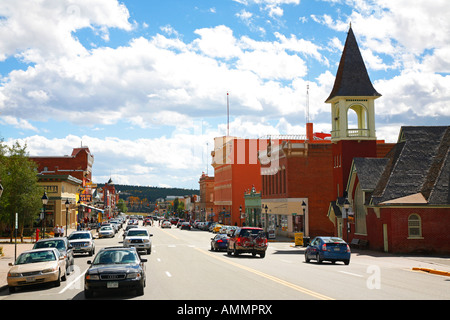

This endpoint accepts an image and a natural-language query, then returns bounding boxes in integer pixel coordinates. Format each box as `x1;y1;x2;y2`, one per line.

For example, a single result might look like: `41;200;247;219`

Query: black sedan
180;222;191;230
210;234;229;251
84;247;147;298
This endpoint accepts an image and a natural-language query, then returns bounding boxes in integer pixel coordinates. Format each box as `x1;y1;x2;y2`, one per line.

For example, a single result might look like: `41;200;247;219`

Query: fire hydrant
36;228;40;242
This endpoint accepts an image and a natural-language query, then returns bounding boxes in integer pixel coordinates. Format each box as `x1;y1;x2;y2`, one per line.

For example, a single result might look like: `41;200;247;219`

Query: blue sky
0;0;449;189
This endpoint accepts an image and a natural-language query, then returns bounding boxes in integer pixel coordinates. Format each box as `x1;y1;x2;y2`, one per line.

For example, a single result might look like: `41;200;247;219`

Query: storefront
38;174;81;234
244;188;262;227
261;198;308;239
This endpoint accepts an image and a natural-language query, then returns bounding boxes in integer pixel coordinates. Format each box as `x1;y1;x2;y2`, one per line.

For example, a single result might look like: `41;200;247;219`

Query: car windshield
127;230;148;237
100;226;112;231
34;240;66;250
15;250;57;265
68;233;91;240
92;250;139;265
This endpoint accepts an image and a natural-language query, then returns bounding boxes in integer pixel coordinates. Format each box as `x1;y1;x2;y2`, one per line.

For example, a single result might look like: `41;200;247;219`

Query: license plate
107;281;119;289
334;247;341;251
26;277;36;282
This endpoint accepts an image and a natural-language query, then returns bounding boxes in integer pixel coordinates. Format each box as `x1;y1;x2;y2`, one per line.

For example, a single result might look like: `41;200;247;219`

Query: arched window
408;214;422;238
347;103;369;137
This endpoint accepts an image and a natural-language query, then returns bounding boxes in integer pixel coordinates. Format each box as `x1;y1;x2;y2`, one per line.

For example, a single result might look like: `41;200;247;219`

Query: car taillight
217;239;223;243
322;244;327;251
346;244;351;252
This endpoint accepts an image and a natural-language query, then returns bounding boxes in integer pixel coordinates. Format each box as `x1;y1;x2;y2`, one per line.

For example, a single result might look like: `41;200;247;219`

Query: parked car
7;248;67;293
176;219;186;228
33;237;74;275
161;220;172;228
84;247;147;298
180;222;191;230
304;236;351;265
210;234;229;251
98;226;115;238
123;228;153;254
213;224;223;233
68;231;95;256
227;227;268;258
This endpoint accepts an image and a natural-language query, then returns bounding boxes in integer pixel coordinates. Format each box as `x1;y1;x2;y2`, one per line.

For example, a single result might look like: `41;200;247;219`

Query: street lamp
239;205;242;226
41;192;49;239
301;201;307;233
65;199;70;237
344;198;350;242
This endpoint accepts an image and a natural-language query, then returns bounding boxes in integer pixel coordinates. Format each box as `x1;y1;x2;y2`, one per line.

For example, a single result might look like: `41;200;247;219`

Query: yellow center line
194;248;334;300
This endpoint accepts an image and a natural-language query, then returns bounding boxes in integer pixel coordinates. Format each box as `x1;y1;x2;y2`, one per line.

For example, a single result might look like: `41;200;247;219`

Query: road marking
59;270;86;294
195;248;334;300
165;271;172;278
339;271;364;278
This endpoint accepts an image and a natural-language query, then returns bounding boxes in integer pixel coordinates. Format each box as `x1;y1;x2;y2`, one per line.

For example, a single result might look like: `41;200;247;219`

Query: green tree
116;198;128;213
0;141;43;242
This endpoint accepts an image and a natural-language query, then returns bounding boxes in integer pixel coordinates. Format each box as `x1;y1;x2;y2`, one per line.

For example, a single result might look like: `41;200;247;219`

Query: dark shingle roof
325;27;381;103
353;158;389;191
371;126;450;205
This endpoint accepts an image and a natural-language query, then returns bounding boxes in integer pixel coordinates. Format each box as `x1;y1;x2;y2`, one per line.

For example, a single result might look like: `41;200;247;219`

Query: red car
227;227;268;258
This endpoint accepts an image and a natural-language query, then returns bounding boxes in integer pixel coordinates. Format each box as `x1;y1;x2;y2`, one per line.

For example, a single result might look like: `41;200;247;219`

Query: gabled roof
325;26;381;103
351;158;389;191
371;126;450;205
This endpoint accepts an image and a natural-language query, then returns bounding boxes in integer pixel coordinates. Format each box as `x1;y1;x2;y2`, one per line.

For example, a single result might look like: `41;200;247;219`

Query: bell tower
326;26;381;198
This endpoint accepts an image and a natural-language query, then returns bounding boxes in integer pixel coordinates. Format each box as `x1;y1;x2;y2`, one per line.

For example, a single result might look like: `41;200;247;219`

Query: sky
0;0;449;189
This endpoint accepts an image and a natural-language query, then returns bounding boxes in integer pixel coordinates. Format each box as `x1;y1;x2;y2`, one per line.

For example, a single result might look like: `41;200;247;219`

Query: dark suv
227;227;268;258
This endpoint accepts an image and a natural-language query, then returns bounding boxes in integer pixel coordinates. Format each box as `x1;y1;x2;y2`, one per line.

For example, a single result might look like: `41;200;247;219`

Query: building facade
211;136;268;225
199;172;215;221
347;126;450;254
259;124;335;239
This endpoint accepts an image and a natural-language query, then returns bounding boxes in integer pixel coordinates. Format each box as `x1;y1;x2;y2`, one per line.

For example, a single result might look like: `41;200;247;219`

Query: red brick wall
367;207;450;254
286;143;335;236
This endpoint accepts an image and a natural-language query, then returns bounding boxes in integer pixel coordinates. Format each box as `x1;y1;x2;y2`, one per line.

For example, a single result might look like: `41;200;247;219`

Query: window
408;214;422;238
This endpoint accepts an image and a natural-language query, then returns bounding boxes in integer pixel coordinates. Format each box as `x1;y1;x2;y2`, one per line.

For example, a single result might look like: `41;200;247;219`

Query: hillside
99;184;199;203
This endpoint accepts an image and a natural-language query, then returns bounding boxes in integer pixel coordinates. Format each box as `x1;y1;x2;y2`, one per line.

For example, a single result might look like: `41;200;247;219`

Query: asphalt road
1;222;449;302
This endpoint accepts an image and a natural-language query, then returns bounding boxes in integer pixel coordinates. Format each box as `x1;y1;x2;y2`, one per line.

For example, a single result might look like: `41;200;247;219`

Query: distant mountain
98;184;199;203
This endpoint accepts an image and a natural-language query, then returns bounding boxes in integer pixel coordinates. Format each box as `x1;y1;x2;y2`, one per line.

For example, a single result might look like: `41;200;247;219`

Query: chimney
306;122;314;142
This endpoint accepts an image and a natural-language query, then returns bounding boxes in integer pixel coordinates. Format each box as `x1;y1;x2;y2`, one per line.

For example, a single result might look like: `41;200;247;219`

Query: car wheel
8;286;15;294
226;246;231;256
233;246;239;256
344;259;350;265
84;289;93;299
259;252;266;258
316;253;322;264
61;268;67;282
305;253;310;263
54;270;61;287
147;248;151;255
136;284;145;296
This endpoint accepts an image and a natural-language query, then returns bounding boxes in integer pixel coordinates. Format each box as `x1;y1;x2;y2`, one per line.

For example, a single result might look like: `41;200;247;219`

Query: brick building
259;125;334;239
198;172;214;221
30;146;97;228
30;146;94;187
347;126;450;254
211;136;269;225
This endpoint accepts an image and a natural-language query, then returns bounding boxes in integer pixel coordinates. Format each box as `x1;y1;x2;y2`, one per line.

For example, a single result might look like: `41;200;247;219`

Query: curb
412;267;450;277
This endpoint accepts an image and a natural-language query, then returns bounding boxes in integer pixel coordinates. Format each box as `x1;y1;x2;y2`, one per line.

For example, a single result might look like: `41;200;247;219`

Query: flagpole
227;91;229;137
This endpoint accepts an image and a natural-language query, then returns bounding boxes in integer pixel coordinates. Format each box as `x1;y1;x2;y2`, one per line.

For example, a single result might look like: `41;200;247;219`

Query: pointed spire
325;25;381;103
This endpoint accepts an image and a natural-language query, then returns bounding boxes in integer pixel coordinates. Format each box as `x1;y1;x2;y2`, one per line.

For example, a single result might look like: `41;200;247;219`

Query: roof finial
349;21;352;30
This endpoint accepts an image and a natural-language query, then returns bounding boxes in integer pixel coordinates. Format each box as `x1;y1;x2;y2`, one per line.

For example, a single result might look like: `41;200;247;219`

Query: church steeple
326;26;380;142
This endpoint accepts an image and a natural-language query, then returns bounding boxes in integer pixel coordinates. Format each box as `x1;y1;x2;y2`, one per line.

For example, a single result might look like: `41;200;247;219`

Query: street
1;221;449;301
